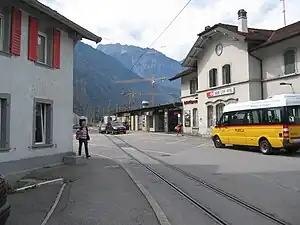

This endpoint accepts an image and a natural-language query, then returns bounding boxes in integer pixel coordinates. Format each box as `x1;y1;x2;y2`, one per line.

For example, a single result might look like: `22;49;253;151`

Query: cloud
40;0;300;61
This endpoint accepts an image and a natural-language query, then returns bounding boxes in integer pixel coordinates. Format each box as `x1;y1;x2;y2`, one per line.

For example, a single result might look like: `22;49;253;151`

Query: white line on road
89;144;115;148
40;183;66;225
143;150;176;155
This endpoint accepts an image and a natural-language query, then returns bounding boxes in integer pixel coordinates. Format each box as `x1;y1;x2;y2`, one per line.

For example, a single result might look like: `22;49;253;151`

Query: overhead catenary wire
128;0;193;72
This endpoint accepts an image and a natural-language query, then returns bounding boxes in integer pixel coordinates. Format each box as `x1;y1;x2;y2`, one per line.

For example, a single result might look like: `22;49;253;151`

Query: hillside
97;43;183;89
73;42;179;118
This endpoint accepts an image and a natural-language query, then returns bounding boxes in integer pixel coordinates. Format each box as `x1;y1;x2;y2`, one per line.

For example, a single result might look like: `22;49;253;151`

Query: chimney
238;9;248;33
205;26;211;31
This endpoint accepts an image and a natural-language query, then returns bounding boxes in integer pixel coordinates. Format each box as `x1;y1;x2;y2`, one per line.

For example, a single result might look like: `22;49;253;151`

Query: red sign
206;91;214;97
184;100;198;105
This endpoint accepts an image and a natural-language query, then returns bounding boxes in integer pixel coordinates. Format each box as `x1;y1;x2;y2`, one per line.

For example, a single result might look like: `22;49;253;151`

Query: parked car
99;123;107;134
0;175;10;224
106;121;127;134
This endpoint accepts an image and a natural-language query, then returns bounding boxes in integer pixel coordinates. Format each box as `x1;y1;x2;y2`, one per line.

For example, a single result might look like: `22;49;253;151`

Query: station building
170;9;300;136
116;102;182;133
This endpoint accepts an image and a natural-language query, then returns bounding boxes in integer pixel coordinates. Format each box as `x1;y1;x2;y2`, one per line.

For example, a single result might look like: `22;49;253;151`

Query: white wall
0;10;74;163
197;34;249;90
181;72;197;97
254;36;300;98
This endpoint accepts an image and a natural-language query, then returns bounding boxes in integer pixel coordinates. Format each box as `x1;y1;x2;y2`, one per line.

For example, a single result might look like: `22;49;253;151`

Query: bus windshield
287;106;300;124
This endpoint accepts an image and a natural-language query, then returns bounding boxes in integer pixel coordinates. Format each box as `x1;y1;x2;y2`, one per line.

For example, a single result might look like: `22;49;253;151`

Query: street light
280;82;295;93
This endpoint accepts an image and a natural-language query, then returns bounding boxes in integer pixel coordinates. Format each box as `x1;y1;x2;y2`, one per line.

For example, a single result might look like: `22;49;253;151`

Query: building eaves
169;67;197;81
250;21;300;51
22;0;102;43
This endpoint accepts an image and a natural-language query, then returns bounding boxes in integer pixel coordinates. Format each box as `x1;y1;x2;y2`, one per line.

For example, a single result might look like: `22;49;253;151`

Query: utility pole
108;100;111;115
280;0;287;26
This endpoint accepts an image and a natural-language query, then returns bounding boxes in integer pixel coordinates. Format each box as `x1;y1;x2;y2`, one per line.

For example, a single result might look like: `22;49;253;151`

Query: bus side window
218;113;230;126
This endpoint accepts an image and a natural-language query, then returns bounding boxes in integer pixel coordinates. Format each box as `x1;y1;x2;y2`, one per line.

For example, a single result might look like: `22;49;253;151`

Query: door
229;111;247;145
216;113;230;144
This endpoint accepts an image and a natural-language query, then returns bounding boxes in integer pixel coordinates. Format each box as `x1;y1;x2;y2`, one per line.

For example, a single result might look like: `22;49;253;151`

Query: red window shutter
52;29;61;68
28;16;39;61
10;7;22;56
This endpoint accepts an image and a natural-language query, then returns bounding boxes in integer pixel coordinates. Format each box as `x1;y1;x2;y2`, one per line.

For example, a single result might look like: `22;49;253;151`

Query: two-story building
170;9;300;136
0;0;101;175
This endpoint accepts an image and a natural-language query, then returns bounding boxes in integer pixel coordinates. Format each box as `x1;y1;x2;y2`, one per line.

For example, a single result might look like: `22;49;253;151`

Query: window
284;49;296;75
34;99;53;146
37;32;47;64
0;94;10;150
190;78;198;94
216;103;225;122
184;110;191;127
207;105;213;127
222;64;231;84
245;110;260;124
209;68;217;87
231;111;247;125
218;113;230;126
261;108;282;124
192;108;198;127
287;106;300;124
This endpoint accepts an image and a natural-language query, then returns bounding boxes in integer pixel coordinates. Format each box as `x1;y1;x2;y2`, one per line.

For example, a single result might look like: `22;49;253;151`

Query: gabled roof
21;0;102;43
181;20;300;68
250;21;300;51
169;67;197;81
198;23;273;42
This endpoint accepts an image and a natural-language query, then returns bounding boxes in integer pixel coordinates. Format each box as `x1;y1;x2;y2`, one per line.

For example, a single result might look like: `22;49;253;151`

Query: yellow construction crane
115;75;168;106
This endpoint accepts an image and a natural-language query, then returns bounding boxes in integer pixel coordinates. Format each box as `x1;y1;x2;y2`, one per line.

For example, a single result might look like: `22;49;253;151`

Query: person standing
76;119;91;158
175;123;184;136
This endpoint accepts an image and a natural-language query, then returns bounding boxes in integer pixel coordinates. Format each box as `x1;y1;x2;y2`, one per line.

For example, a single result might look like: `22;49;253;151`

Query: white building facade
0;0;101;175
171;9;300;136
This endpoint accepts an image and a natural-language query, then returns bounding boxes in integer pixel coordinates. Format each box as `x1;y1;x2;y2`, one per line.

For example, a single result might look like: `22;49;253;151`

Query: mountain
97;43;183;89
73;42;180;118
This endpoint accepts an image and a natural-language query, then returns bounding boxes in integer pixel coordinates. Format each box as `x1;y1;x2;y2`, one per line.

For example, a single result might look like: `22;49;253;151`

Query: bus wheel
213;136;225;148
259;139;272;155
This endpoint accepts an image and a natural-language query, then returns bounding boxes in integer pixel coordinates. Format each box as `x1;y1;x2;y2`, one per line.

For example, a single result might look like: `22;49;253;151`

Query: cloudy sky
41;0;299;61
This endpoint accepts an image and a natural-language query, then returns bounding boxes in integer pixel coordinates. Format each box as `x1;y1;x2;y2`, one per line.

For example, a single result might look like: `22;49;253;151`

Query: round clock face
215;43;223;56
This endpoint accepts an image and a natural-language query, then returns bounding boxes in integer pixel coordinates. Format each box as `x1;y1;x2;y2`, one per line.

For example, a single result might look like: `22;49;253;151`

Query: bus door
229;111;247;145
216;113;230;144
287;106;300;141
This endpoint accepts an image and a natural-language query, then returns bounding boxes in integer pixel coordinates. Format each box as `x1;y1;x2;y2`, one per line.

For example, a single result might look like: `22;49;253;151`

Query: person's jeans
78;139;90;158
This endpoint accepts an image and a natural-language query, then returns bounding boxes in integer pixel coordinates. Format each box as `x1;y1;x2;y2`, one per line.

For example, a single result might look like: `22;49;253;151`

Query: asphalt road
86;131;300;225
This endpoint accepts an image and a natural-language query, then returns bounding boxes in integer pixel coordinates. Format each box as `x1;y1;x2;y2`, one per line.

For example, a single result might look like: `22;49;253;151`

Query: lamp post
280;82;295;93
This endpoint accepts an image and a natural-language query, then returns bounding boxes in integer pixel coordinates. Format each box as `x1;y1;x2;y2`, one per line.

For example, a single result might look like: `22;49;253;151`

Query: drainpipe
249;52;263;100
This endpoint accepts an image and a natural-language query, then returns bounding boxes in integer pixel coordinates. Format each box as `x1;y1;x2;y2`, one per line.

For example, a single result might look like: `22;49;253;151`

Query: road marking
92;153;114;160
143;150;176;155
40;183;66;225
89;143;115;148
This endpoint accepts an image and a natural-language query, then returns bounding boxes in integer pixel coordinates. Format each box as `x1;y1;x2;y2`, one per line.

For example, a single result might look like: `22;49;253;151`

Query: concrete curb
121;163;172;225
10;178;64;194
93;153;171;225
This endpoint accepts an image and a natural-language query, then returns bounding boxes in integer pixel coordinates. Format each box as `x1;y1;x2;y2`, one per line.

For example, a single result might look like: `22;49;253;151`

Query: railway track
105;134;292;225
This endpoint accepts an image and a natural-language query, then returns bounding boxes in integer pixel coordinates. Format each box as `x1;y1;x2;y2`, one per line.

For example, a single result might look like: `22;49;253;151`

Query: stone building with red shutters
0;0;101;174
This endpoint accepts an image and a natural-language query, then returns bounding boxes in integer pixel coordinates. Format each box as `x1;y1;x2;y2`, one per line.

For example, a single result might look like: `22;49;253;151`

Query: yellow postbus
211;94;300;154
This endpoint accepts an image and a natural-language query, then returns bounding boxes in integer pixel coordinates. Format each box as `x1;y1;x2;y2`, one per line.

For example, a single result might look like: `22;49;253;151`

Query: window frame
37;32;48;64
0;93;10;151
283;48;296;75
189;78;198;94
32;98;53;148
216;103;225;122
207;105;214;127
222;64;231;84
209;68;217;88
192;108;198;127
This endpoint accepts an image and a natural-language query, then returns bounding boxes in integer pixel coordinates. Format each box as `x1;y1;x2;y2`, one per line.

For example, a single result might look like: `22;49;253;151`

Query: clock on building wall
215;43;223;56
